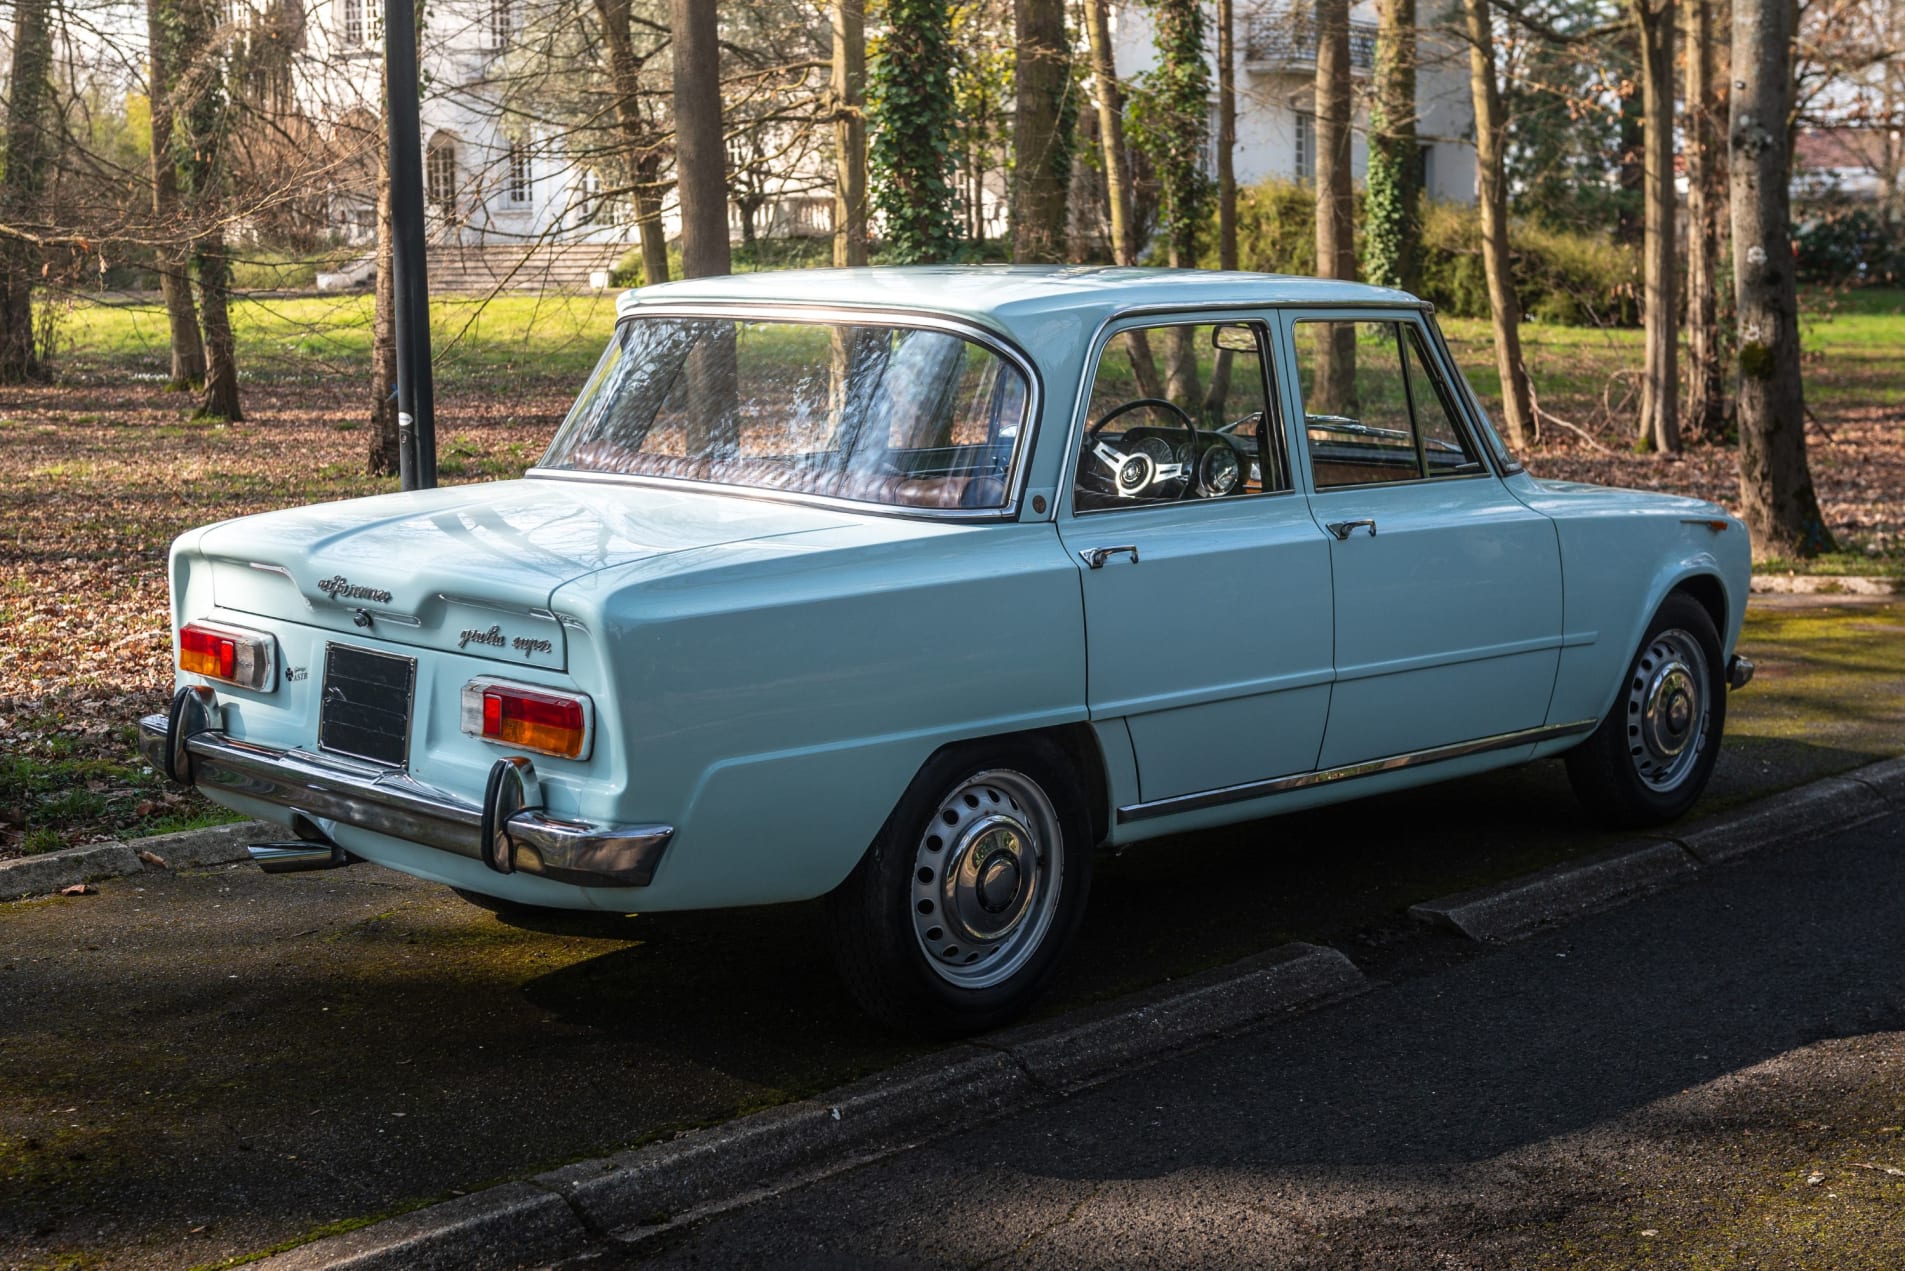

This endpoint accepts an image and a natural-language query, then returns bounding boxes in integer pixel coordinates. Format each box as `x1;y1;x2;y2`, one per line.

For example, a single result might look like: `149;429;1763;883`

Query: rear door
1055;315;1335;804
1279;311;1564;769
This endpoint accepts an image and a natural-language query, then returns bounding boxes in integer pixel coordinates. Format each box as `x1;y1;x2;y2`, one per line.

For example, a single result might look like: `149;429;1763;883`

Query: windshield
539;315;1031;512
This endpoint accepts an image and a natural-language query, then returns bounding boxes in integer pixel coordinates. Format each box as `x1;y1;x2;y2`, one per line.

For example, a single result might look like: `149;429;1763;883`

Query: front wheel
1565;592;1727;827
828;738;1094;1036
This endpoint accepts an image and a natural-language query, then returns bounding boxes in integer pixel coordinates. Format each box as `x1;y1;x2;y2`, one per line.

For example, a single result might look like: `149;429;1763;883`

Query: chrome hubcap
1626;629;1710;792
911;769;1063;989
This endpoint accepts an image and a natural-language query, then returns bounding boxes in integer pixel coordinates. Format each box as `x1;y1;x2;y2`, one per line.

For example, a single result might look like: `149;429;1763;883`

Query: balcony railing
1244;4;1378;73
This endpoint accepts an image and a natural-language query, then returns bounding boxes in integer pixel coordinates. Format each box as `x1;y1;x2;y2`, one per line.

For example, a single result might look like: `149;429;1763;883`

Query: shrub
1794;202;1905;285
1217;178;1640;326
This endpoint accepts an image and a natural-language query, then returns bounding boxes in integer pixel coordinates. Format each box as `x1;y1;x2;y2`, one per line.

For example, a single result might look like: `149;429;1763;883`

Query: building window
426;134;458;217
1293;109;1314;183
341;0;363;45
489;0;513;49
506;141;532;206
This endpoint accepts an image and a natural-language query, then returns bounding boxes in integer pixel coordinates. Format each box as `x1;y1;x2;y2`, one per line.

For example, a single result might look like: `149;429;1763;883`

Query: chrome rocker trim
137;701;672;888
1117;718;1601;824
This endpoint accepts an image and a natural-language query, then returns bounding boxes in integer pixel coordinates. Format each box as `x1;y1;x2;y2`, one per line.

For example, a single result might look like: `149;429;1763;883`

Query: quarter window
1294;319;1483;489
1073;322;1287;513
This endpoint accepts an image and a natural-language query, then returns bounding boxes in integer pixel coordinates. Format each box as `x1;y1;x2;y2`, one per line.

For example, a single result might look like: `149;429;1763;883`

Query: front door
1057;317;1335;804
1284;313;1564;769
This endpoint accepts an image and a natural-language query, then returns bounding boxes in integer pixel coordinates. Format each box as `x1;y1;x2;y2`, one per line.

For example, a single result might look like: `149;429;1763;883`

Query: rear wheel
1566;592;1727;827
829;738;1094;1036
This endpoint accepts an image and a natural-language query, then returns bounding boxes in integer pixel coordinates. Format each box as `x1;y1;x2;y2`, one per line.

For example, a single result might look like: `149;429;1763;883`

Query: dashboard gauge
1200;445;1242;496
1135;435;1175;466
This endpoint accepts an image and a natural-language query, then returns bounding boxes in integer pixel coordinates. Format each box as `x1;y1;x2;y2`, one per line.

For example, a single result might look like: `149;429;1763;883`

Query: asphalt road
591;811;1905;1270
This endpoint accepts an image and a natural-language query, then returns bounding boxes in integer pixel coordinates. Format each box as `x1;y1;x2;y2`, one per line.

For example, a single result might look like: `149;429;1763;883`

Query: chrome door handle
1325;519;1377;540
1080;544;1140;569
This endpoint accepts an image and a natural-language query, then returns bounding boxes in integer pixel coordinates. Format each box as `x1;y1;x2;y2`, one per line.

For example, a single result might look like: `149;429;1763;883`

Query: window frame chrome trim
1115;717;1599;823
526;301;1043;524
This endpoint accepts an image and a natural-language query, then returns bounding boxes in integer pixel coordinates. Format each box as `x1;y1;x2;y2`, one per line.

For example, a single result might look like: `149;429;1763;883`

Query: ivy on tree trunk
1365;0;1420;292
869;0;961;264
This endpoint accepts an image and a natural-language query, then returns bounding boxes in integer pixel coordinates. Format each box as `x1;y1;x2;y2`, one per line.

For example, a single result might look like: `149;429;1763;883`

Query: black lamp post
385;0;437;490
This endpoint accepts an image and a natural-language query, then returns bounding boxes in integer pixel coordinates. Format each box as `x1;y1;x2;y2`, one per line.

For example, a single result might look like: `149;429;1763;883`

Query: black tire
1566;592;1727;828
828;737;1095;1037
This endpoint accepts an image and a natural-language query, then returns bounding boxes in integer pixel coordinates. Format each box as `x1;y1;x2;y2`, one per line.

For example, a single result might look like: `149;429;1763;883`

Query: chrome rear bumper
138;689;671;888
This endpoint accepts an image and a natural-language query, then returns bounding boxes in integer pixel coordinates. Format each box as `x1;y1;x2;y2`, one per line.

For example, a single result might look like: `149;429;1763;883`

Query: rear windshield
539;315;1031;511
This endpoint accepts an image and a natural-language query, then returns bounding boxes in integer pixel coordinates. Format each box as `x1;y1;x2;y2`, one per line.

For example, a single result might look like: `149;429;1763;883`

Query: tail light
178;620;277;691
461;678;593;760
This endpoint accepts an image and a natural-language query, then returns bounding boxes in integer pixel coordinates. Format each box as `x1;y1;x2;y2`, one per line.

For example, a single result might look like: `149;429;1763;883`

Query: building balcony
1244;4;1378;75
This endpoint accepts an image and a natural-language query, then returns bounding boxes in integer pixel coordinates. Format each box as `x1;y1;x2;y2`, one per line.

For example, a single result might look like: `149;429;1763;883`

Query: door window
1294;320;1483;489
1073;322;1287;512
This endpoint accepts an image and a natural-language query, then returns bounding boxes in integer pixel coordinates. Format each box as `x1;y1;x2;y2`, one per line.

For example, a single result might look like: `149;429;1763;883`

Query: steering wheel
1087;398;1201;500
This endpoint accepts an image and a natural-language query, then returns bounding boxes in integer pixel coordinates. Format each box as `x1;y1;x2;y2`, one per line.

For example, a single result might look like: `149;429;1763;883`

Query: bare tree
0;0;54;383
598;0;672;286
1463;0;1534;448
1367;0;1420;292
179;0;239;420
1633;0;1678;452
1215;0;1237;273
1011;0;1070;261
671;0;729;278
1083;0;1160;397
146;0;207;389
1314;0;1357;406
1685;0;1727;440
1730;0;1831;554
370;105;399;476
831;0;868;266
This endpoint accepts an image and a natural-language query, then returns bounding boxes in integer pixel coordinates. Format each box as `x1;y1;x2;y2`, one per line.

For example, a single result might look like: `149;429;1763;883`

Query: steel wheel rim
1626;628;1710;792
910;769;1064;990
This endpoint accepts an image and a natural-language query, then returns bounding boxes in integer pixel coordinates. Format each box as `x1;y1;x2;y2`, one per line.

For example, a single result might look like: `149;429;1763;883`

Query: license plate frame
316;643;418;769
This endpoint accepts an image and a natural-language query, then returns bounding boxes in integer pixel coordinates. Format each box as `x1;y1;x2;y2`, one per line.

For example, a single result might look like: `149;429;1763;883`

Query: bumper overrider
138;686;672;887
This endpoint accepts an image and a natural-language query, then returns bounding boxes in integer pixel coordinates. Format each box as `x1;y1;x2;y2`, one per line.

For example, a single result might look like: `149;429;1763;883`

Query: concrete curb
1411;754;1904;942
0;820;265;902
1749;573;1903;596
259;943;1364;1267
1408;840;1695;942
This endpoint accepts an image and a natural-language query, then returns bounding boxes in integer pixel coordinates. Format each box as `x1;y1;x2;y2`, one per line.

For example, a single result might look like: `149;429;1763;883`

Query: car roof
614;266;1421;342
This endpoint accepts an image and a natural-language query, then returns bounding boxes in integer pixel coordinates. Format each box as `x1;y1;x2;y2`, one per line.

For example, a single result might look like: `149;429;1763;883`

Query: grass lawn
1;282;1902;858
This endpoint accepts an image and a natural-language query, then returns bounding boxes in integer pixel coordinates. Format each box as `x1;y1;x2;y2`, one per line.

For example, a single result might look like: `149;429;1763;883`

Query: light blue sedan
140;268;1754;1033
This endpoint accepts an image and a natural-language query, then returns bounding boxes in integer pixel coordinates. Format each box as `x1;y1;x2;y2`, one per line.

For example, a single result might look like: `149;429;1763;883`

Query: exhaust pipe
249;816;356;874
249;842;354;873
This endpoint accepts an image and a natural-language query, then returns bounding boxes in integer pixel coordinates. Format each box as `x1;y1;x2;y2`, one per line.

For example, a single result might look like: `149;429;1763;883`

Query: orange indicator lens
480;686;587;759
179;624;238;680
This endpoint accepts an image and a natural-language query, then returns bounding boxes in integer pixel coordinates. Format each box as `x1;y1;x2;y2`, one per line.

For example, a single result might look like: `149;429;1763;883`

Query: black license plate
317;643;417;767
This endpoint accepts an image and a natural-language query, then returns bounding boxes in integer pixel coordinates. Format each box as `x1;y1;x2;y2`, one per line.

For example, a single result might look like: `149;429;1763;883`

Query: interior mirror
1212;325;1257;352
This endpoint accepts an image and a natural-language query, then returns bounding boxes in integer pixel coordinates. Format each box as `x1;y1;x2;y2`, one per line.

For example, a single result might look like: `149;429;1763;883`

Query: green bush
1218;178;1640;326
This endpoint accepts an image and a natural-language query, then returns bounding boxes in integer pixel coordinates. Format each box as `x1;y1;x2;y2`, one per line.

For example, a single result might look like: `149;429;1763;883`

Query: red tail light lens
178;621;276;690
461;679;591;760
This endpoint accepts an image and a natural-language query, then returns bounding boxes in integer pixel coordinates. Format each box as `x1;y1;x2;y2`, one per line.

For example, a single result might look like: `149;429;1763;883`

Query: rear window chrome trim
536;302;1043;522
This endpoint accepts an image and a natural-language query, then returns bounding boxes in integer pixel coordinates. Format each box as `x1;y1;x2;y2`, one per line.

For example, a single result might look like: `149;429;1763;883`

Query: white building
299;0;612;249
1113;0;1477;205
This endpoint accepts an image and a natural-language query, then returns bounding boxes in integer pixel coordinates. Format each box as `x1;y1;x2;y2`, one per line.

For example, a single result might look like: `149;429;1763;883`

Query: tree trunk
1684;0;1727;441
180;0;239;420
1366;0;1421;291
370;116;400;475
1634;0;1679;453
0;0;53;384
1730;0;1831;556
1616;68;1643;245
868;0;960;263
1216;0;1237;273
1011;0;1070;262
670;0;729;278
1086;0;1136;268
1463;0;1535;449
146;0;206;389
1314;0;1357;406
195;227;242;421
831;0;868;267
597;0;670;286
